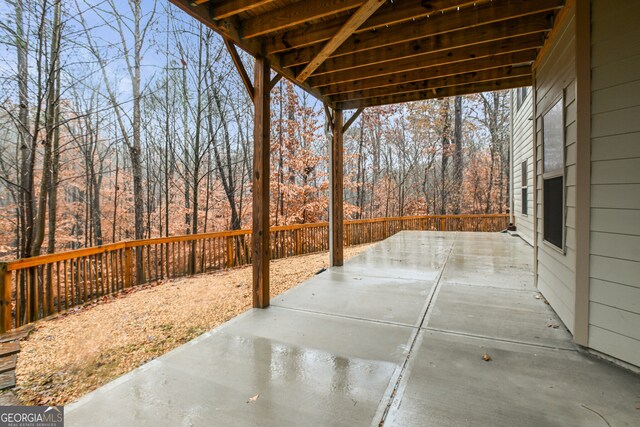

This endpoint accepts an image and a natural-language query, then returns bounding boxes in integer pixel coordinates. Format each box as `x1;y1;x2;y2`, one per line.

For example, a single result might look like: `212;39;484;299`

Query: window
516;87;529;110
542;97;564;249
521;160;528;215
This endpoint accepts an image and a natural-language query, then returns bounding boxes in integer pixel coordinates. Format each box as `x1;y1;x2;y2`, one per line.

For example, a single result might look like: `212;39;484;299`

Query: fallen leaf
247;394;259;403
482;353;492;362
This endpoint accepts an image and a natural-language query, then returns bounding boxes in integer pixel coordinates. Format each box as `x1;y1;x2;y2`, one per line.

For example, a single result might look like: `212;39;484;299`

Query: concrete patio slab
429;283;575;349
387;330;640;427
273;274;433;326
64;232;640;427
66;307;413;427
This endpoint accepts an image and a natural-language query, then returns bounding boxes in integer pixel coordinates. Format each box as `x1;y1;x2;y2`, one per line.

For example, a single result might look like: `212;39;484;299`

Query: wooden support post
329;109;344;267
252;56;271;308
0;263;12;333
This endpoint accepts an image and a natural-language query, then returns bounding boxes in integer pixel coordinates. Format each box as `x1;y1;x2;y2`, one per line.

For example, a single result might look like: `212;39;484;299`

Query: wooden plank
334;75;532;109
265;0;478;54
242;0;364;39
224;40;254;98
297;0;386;82
0;342;20;358
0;371;15;390
209;0;277;20
328;66;531;102
303;14;551;75
330;109;344;267
0;325;33;343
252;56;271;308
284;0;563;66
309;34;542;87
321;50;536;95
0;354;17;374
0;390;20;405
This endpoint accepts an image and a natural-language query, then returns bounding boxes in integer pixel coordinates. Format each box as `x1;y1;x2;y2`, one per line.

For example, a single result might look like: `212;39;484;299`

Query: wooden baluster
0;263;12;332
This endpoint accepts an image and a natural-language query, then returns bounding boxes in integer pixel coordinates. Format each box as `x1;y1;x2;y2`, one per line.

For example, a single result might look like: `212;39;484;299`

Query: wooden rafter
308;34;544;87
210;0;277;20
265;0;482;54
297;0;386;82
224;39;254;98
282;0;562;67
170;0;567;112
328;66;532;103
320;49;537;96
334;75;532;109
242;0;364;39
303;14;551;76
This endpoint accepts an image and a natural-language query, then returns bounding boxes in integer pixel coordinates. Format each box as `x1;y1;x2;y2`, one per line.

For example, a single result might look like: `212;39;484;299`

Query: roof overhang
169;0;566;109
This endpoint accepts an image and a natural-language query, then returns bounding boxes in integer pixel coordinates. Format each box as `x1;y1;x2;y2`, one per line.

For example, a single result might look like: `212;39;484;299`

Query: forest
0;0;511;261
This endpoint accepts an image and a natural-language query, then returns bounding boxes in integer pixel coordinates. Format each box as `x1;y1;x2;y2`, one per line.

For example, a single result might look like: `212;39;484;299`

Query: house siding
589;0;640;367
511;88;534;246
533;6;577;333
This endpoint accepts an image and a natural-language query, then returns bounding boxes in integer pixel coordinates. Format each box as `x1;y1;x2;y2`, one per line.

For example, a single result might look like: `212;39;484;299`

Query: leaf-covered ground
12;245;370;406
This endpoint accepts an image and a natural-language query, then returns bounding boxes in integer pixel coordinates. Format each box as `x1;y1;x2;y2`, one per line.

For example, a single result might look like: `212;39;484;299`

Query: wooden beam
304;14;551;76
224;39;254;98
252;56;271;308
297;0;386;82
342;108;364;132
283;0;563;67
210;0;276;20
243;0;363;39
328;66;532;103
321;49;537;95
534;0;574;70
270;73;282;90
334;75;532;109
265;0;479;54
329;109;344;267
309;34;544;87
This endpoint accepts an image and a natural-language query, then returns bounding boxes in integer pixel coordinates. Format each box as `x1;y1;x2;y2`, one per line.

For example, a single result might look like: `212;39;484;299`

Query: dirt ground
11;245;370;406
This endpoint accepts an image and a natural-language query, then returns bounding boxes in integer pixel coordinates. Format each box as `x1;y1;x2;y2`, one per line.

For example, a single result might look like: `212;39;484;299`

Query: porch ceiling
169;0;565;109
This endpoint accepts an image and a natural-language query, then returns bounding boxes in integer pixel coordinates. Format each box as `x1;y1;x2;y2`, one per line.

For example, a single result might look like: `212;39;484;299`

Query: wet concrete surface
65;232;640;426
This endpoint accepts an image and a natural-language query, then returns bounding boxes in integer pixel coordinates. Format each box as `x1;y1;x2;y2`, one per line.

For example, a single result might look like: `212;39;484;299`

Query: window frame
541;95;565;252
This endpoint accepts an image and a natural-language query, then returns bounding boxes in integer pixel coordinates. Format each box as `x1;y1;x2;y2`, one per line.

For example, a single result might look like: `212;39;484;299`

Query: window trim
541;95;565;252
521;160;528;216
516;86;529;111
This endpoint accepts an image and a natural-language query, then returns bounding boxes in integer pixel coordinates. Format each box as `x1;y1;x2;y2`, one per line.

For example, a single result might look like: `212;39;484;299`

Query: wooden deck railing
0;214;509;332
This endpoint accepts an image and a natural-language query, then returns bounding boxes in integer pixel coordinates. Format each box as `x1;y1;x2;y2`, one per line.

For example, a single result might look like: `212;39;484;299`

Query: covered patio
65;232;640;426
58;0;640;424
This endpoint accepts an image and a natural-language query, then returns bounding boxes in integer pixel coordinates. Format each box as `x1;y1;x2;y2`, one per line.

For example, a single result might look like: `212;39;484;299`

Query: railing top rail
4;214;509;271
